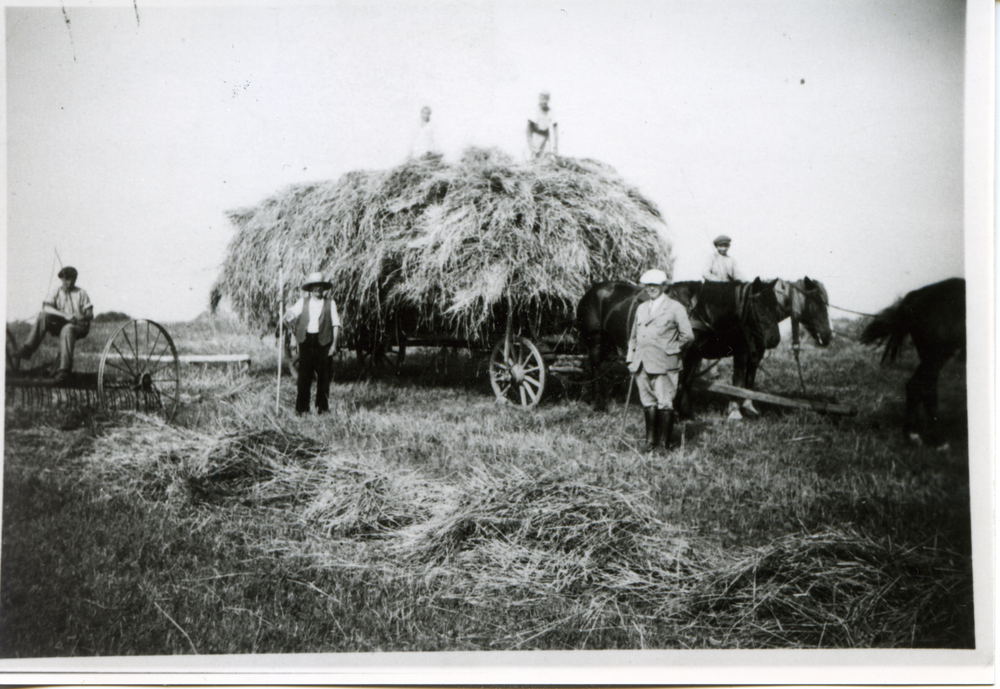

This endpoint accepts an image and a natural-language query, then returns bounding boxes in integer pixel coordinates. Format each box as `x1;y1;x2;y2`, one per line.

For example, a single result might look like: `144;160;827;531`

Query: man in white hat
626;269;694;452
284;272;341;415
702;235;743;282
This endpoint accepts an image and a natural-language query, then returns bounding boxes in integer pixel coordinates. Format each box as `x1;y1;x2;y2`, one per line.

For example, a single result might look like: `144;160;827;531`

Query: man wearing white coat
626;269;694;452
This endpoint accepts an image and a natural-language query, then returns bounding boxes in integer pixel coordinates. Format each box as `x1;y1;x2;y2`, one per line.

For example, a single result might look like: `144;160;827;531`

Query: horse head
750;277;782;350
798;276;832;346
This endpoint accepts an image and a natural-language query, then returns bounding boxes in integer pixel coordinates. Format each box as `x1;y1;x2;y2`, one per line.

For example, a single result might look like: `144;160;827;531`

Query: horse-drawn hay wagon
215;147;673;408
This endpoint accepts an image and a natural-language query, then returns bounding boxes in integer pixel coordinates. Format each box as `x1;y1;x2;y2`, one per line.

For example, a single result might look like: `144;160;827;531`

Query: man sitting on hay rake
284;272;341;415
15;266;93;382
626;269;694;453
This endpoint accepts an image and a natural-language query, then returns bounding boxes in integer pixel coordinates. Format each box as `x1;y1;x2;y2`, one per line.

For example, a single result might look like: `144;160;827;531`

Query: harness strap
786;279;875;318
827;303;878;318
735;283;760;360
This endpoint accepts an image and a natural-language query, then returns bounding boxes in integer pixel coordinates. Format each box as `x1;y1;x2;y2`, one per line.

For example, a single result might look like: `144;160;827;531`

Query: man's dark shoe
657;409;675;452
640;406;658;452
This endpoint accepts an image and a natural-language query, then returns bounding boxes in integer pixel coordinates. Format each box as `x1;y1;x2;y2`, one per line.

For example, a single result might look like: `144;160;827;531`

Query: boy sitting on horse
626;269;694;452
702;234;744;282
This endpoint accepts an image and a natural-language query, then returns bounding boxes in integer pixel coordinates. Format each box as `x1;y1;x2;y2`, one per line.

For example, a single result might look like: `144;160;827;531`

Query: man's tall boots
641;406;658;452
657;408;675;452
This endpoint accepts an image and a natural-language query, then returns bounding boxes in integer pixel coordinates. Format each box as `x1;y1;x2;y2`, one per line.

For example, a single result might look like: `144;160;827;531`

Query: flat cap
639;269;668;285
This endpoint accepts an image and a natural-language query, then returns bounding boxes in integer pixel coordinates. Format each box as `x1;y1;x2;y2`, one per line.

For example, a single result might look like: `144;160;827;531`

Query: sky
3;0;980;323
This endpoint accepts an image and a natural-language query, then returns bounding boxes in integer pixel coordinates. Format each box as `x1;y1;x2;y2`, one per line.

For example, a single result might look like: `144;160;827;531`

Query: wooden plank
178;354;251;365
102;353;251;365
692;379;857;416
548;366;585;375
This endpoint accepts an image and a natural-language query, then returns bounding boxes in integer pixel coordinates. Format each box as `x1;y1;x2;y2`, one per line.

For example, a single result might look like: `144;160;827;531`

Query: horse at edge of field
773;277;832;347
577;278;782;420
859;277;966;449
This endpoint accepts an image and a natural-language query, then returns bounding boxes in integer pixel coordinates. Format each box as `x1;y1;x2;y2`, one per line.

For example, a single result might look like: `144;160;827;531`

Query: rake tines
5;384;101;410
5;380;166;416
99;385;166;415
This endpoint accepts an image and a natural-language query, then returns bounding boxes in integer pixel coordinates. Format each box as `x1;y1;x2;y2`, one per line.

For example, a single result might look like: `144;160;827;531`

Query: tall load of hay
216;148;671;344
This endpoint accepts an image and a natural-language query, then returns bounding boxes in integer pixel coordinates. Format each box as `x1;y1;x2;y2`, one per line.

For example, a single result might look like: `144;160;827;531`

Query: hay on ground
216;148;671;343
82;418;325;506
301;456;454;538
687;528;973;648
390;465;701;629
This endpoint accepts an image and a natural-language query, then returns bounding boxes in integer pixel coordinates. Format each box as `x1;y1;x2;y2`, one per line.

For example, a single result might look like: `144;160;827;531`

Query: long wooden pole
692;379;857;416
276;261;283;414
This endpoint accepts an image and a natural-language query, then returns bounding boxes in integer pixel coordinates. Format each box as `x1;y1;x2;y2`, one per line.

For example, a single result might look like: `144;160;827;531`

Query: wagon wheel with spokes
490;336;547;408
98;319;180;420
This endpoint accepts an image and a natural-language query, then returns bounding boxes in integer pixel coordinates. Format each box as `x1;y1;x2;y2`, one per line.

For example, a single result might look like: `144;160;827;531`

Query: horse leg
739;351;761;418
584;337;608;412
910;356;948;448
675;351;699;420
726;352;749;420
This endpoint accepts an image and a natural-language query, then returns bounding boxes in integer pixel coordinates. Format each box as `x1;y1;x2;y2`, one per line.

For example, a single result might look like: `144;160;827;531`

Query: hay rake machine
5;319;181;421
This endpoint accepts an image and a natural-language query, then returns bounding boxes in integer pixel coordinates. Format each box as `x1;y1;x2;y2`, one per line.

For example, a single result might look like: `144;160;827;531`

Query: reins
826;303;878;318
785;279;877;319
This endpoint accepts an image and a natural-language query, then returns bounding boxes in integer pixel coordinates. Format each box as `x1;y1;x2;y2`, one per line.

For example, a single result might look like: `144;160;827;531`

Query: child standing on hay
284;272;341;415
526;91;558;159
626;269;693;452
408;106;440;158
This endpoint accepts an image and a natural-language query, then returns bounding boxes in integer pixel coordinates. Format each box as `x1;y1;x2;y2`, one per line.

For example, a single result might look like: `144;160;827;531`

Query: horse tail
859;300;908;363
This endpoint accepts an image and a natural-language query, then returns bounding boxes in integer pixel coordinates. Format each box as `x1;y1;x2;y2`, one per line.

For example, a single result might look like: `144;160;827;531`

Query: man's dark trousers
295;333;330;414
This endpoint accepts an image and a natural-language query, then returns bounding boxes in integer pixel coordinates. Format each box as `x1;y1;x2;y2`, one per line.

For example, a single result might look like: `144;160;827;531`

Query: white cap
639;269;668;285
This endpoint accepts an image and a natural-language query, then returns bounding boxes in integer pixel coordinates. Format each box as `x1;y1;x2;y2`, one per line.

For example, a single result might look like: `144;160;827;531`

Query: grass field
1;314;974;654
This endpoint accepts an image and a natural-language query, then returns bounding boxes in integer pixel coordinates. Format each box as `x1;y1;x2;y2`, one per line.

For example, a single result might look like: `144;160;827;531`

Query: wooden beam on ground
177;354;251;366
103;353;251;368
692;379;857;416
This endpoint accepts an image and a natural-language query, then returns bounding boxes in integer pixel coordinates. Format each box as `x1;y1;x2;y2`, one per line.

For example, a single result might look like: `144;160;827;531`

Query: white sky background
5;0;968;323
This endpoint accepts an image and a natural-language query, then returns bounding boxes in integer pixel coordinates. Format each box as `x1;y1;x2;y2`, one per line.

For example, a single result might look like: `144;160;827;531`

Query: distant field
1;315;974;654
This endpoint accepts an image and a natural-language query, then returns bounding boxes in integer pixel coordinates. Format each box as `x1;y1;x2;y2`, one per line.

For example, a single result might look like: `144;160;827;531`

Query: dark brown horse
860;277;965;448
577;278;781;418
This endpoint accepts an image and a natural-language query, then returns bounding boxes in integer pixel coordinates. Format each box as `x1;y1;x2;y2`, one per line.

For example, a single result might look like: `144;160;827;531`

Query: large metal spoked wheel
98;319;181;420
490;336;547;408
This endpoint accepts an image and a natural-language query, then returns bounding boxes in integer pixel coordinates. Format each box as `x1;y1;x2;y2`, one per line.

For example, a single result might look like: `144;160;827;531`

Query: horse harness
687;282;771;357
